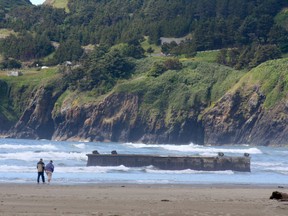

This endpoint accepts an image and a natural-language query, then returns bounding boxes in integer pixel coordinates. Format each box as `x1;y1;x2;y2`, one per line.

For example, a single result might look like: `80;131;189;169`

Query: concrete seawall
86;152;251;172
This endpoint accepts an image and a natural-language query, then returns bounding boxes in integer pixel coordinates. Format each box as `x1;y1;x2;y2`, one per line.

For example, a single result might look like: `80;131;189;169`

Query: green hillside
0;67;60;118
275;7;288;30
235;58;288;109
114;60;244;124
0;0;288;144
44;0;69;12
0;0;31;12
0;0;286;71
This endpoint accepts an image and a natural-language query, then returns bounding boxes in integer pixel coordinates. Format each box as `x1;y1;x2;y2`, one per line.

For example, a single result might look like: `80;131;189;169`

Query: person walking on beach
45;160;54;184
37;158;45;184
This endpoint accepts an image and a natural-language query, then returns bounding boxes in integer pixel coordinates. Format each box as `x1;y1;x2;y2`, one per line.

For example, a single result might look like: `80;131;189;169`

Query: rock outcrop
2;59;288;145
0;80;15;132
4;81;288;145
202;86;288;145
7;84;65;140
52;93;204;144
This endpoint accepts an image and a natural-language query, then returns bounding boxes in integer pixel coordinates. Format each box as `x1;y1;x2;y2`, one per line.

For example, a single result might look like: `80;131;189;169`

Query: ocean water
0;138;287;186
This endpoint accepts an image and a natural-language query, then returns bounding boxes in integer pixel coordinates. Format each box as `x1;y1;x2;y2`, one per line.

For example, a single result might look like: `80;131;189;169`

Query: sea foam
0;144;58;150
125;143;262;155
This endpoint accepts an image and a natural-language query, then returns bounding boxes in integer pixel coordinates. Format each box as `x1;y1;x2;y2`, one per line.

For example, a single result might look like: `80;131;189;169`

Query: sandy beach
0;184;287;216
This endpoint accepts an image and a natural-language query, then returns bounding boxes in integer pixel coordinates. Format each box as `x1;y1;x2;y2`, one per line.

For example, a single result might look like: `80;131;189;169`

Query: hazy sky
30;0;45;5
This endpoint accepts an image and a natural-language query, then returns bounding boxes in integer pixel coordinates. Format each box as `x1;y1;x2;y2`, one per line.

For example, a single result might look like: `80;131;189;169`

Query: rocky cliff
6;89;204;144
202;88;288;145
7;82;66;140
51;92;204;144
202;59;288;145
3;59;288;146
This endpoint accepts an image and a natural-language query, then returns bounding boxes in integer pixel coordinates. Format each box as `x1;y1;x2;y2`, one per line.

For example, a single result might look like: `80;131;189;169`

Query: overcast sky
30;0;45;5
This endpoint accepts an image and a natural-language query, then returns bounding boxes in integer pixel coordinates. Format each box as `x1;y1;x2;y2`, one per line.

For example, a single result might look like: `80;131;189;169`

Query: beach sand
0;184;287;216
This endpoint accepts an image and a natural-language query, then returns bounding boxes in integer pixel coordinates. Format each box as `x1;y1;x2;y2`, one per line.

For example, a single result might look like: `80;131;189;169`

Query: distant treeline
0;0;287;68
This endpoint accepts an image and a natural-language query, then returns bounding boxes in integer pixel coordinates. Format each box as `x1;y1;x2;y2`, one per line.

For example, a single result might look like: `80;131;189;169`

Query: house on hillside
160;37;187;45
7;70;23;77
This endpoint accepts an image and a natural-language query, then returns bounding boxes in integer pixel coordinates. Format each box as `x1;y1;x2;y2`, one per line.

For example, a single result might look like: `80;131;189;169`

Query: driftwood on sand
270;191;288;201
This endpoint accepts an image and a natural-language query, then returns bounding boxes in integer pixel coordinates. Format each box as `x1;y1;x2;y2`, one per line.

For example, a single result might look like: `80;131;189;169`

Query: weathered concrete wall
86;152;250;172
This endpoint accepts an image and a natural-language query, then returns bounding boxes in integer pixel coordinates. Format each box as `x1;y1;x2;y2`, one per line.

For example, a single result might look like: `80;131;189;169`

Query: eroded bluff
7;83;204;144
202;86;288;145
7;84;288;145
52;93;204;144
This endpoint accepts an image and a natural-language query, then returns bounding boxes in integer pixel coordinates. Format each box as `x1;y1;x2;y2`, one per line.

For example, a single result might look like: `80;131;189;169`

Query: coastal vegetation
0;0;288;144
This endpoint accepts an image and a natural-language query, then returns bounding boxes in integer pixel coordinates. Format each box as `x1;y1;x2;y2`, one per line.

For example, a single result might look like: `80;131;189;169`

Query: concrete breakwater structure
86;151;251;172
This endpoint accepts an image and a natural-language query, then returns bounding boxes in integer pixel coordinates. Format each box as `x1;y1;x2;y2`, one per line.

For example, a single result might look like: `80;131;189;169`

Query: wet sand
0;184;287;216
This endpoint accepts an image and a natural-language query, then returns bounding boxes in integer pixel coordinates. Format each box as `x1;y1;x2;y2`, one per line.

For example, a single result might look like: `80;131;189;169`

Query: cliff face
5;84;288;145
3;59;288;146
0;114;11;132
202;88;288;145
52;93;204;144
201;58;288;146
8;84;65;139
7;86;204;144
0;80;15;132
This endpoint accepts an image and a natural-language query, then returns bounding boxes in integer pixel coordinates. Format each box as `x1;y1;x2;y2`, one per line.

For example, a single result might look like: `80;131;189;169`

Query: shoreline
1;181;287;188
0;183;287;216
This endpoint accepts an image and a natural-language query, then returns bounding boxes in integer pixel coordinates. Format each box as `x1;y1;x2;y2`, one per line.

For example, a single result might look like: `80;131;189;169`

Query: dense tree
249;44;281;68
53;39;84;64
0;0;287;68
0;58;21;69
269;25;288;52
72;44;135;91
163;58;183;71
123;39;145;59
146;47;154;56
148;62;167;78
0;32;54;61
217;44;281;69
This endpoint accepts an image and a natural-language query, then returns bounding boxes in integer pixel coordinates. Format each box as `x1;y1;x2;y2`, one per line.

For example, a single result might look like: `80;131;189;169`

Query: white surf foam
125;143;262;155
72;143;86;149
145;168;234;175
0;144;58;150
0;151;88;162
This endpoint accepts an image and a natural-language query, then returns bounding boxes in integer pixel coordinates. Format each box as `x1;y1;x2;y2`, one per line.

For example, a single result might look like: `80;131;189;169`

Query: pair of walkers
37;158;54;184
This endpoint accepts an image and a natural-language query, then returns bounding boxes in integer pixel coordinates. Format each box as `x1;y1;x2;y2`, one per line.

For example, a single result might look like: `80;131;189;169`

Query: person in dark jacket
45;160;54;184
37;158;45;184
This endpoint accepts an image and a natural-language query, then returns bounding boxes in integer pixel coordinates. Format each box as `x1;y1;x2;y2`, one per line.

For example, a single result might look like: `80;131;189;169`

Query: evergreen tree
53;39;84;64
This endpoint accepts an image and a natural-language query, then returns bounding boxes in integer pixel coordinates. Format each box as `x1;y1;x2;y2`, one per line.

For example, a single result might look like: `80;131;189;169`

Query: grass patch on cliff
115;60;243;124
48;0;69;12
53;88;110;117
251;58;288;108
0;67;60;115
275;8;288;30
141;36;162;55
0;67;59;87
192;50;219;63
0;29;16;38
234;58;288;109
0;80;18;122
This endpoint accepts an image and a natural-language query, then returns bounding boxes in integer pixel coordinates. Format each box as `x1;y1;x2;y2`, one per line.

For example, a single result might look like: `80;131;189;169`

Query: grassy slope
0;0;31;11
0;29;16;63
45;0;69;12
114;58;244;124
233;58;288;109
0;29;16;39
0;67;60;119
275;7;288;30
1;41;287;129
52;50;288;128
